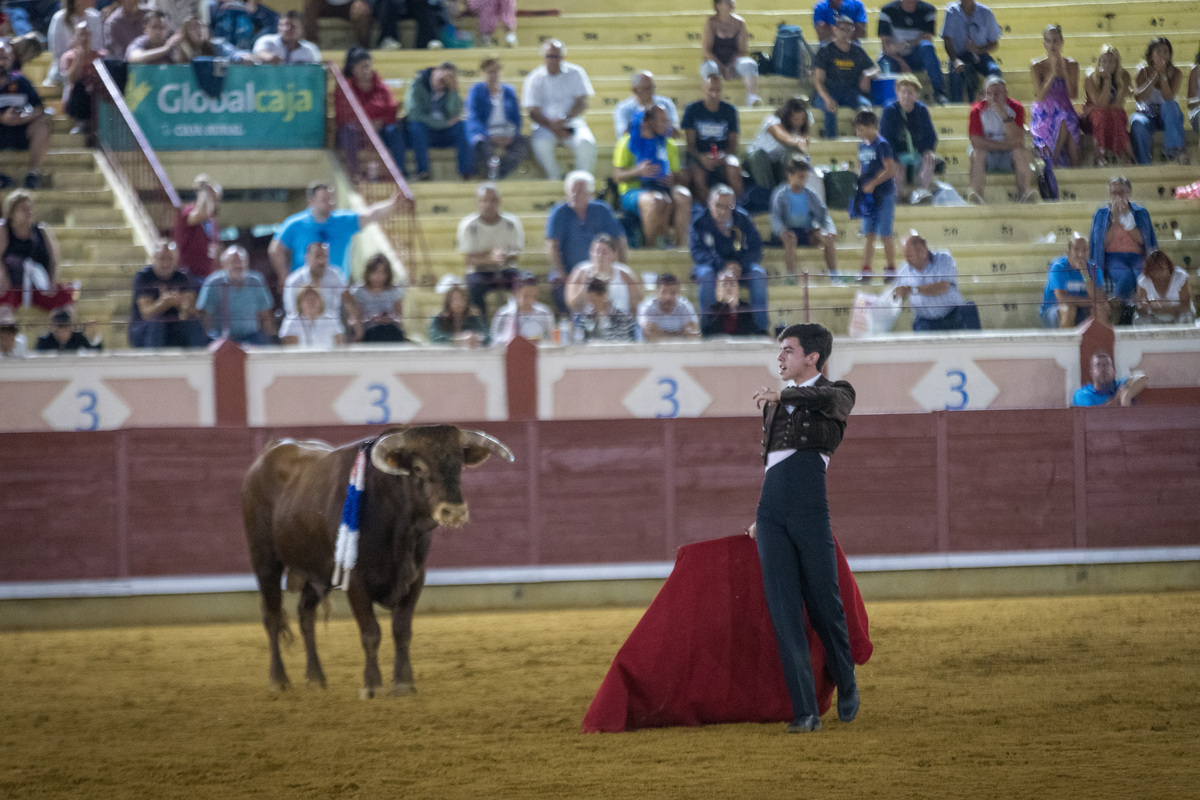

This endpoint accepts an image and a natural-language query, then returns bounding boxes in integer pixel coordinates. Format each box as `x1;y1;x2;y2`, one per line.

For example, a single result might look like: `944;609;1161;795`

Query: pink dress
1031;77;1081;163
468;0;516;35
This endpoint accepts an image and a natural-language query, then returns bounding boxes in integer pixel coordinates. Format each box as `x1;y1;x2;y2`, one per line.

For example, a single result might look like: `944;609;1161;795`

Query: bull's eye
412;462;427;478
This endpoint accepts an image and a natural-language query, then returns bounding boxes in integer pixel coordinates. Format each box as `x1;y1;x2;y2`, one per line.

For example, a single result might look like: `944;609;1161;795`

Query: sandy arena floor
1;591;1198;799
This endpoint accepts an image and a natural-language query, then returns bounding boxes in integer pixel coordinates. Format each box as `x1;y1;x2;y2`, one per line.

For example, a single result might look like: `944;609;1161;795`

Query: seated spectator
1039;233;1103;328
1134;249;1195;325
892;231;981;331
428;283;488;346
457;182;524;317
489;272;555;344
854;109;899;281
681;75;743;198
128;241;210;348
546;171;628;314
564;233;642;315
60;21;107;135
269;182;406;284
689;185;768;332
1071;351;1148;407
171;174;221;280
1030;25;1081;167
173;15;246;62
877;0;947;105
349;253;406;342
0;190;74;311
335;47;406;179
1190;47;1200;141
880;73;939;203
126;11;182;63
303;0;370;49
282;241;353;323
612;105;692;248
251;10;319;63
0;305;27;357
466;58;528;181
967;76;1035;204
1131;37;1188;165
279;285;344;347
813;0;866;43
576;278;636;342
1088;176;1156;308
769;156;838;277
105;0;150;65
811;15;875;140
1083;46;1135;166
0;41;51;189
374;0;443;50
522;40;596;182
702;268;766;337
745;97;811;190
700;0;760;106
47;0;104;86
468;0;517;48
154;0;210;33
940;0;1001;103
405;61;473;182
638;273;700;340
195;244;275;344
613;71;680;139
211;0;279;52
35;307;104;351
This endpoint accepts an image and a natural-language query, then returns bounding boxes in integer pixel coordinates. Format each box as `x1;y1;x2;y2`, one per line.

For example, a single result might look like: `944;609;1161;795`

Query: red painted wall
3;407;1198;583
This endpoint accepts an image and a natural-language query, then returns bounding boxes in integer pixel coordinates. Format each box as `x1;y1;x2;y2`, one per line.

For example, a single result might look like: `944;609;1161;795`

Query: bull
242;425;514;697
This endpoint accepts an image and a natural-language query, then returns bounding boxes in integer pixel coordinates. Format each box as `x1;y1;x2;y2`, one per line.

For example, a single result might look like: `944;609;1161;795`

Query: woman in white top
280;286;344;347
745;96;812;190
46;0;105;86
564;233;643;314
1134;249;1195;325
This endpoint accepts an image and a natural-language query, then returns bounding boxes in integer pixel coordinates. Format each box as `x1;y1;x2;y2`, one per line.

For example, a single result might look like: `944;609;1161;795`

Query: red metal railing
91;59;181;237
327;63;431;286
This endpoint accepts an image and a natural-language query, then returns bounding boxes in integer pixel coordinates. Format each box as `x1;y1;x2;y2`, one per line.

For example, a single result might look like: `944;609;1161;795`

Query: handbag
1036;147;1058;201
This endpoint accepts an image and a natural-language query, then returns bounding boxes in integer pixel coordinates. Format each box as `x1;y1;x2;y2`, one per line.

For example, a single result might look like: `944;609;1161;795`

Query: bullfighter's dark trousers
755;449;856;721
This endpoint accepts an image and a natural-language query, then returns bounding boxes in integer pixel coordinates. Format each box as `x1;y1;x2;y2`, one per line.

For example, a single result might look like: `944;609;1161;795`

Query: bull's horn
460;430;515;463
370;431;411;476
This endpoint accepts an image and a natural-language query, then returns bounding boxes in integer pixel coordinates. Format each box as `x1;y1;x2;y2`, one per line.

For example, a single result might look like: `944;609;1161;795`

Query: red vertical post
1078;316;1115;384
210;338;248;427
505;336;538;421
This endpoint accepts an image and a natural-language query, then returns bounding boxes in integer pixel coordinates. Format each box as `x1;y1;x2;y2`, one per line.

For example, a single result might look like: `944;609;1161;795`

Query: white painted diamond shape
334;373;421;425
911;359;998;411
43;378;130;431
623;367;712;418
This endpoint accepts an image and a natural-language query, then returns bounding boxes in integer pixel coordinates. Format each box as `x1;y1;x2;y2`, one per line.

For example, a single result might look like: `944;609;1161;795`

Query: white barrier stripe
1;546;1198;601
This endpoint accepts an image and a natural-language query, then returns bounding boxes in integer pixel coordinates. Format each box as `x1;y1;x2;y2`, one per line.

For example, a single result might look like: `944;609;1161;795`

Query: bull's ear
460;430;515;467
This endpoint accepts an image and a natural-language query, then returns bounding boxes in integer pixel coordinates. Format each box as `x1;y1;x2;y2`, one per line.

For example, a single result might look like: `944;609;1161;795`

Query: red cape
582;535;873;732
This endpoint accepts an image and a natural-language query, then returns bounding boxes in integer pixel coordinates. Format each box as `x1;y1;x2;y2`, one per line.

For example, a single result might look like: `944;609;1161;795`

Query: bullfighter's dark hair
778;323;833;370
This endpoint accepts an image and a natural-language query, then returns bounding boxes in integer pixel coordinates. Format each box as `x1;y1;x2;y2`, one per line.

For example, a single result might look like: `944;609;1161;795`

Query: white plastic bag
848;286;902;338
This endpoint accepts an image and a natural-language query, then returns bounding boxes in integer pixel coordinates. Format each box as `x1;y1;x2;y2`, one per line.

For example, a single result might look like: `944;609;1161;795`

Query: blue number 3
656;377;679;418
76;389;99;431
945;370;968;410
367;383;390;424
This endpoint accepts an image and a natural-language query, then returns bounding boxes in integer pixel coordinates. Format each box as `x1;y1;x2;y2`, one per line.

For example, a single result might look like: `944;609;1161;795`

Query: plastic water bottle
558;318;571;345
488;156;501;180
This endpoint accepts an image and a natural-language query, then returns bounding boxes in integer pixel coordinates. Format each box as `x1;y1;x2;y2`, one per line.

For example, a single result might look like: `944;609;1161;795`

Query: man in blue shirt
689;184;768;332
813;0;867;42
1072;352;1148;407
546;170;628;314
941;0;1003;102
196;245;276;344
892;232;981;331
1040;234;1104;328
268;182;407;286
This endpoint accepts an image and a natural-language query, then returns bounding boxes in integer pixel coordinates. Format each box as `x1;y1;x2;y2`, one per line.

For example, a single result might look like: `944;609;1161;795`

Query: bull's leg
297;582;327;689
346;582;383;699
256;565;290;692
391;569;427;696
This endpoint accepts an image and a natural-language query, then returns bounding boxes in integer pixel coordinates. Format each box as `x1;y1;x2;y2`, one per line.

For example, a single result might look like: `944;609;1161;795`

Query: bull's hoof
360;685;378;700
391;682;416;697
270;679;290;694
307;677;327;690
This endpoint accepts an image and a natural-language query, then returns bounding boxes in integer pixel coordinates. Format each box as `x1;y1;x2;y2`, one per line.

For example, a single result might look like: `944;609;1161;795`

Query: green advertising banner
125;63;326;150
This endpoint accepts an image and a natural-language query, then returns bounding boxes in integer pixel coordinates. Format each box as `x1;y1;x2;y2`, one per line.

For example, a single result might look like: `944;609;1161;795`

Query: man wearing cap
0;305;27;357
812;15;877;139
35;307;103;351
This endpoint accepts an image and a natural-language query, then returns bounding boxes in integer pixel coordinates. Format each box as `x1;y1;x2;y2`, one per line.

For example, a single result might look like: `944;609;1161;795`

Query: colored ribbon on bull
332;444;368;590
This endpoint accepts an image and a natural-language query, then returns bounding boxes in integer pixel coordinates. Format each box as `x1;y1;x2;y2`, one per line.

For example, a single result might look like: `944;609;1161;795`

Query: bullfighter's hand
753;387;780;408
745;521;756;540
